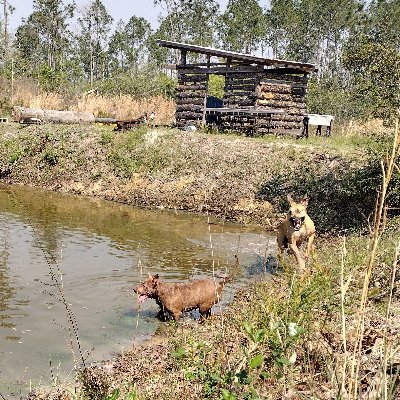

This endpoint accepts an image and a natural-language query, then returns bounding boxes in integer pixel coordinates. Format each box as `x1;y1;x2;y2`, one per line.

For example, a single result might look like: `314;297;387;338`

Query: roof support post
201;55;211;127
180;49;187;66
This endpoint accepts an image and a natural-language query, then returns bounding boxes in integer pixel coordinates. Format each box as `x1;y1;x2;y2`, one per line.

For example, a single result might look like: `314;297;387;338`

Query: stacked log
175;69;208;127
219;73;256;133
254;72;308;136
217;70;308;136
223;74;257;109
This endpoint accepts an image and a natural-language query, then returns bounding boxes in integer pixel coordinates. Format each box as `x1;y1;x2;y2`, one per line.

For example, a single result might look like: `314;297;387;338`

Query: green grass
104;125;173;177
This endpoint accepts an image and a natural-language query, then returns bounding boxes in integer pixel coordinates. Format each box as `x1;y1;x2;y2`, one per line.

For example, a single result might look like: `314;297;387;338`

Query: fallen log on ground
13;106;96;124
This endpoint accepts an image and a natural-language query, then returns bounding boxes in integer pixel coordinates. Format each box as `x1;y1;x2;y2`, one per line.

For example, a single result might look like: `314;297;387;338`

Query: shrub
98;69;176;99
41;149;59;166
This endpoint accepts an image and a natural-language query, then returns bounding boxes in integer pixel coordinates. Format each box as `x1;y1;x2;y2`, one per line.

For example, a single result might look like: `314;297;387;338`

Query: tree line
0;0;399;121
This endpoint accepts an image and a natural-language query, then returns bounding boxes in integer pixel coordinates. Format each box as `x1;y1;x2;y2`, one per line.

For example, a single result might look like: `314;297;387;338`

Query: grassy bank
0;120;397;232
1;120;399;399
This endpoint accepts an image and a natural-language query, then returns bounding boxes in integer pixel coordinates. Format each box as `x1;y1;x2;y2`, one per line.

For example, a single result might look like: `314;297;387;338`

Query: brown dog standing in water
134;274;232;321
277;194;315;271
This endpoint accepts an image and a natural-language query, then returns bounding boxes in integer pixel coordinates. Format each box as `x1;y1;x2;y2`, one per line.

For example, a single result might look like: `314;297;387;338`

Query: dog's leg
276;242;284;266
277;235;284;254
304;232;315;261
289;242;306;271
276;228;287;261
156;307;170;321
170;309;182;321
199;308;212;323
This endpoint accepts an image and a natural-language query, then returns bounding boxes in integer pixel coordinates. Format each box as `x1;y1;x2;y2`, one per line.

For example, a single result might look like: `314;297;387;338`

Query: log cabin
157;40;317;136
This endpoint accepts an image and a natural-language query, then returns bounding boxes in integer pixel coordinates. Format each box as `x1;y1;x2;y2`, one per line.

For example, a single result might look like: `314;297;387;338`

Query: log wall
220;71;308;136
175;70;208;128
175;66;309;135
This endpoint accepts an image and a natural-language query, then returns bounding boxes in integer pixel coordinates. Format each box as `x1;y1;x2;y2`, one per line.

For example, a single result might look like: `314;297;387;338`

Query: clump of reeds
346;117;400;399
71;94;175;124
28;92;65;110
339;118;393;137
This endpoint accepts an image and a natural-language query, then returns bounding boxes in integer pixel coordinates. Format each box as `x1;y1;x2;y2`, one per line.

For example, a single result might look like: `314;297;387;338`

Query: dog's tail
218;255;240;286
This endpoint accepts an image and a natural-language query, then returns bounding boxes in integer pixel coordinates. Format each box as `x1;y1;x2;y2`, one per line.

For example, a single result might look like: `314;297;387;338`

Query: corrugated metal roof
156;40;317;73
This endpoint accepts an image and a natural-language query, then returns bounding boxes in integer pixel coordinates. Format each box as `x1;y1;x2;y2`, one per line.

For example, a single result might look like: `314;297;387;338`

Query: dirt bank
0;122;382;233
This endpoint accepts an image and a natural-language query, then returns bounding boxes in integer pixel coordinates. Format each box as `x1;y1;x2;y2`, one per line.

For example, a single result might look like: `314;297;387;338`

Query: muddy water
0;184;276;397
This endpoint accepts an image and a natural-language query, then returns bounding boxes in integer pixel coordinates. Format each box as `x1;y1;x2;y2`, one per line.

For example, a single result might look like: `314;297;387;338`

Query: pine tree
108;16;153;73
342;0;400;120
13;0;74;88
1;0;15;60
77;0;113;86
217;0;266;54
154;0;220;63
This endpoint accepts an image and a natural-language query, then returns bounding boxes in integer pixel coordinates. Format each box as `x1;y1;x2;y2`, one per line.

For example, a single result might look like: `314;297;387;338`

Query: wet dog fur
133;257;239;321
277;194;315;271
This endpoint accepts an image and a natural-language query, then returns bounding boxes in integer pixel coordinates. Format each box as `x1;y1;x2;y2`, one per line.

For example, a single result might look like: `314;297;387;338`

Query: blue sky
8;0;234;32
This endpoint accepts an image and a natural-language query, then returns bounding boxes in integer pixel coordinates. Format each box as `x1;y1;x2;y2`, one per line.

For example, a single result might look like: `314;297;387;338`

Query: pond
0;184;276;398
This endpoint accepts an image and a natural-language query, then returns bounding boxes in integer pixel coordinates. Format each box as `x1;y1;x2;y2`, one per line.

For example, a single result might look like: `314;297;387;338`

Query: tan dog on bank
277;194;315;271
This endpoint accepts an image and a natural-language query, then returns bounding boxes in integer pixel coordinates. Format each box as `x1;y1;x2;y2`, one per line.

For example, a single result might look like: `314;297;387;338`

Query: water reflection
0;184;276;397
0;222;17;333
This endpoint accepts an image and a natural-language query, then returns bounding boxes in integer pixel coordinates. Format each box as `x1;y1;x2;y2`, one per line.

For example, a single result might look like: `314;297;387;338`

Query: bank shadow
257;158;400;233
245;254;278;276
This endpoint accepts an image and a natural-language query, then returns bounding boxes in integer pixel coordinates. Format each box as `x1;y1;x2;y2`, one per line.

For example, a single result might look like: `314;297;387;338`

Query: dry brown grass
71;94;175;123
0;77;42;107
338;118;392;137
0;78;175;124
28;92;66;110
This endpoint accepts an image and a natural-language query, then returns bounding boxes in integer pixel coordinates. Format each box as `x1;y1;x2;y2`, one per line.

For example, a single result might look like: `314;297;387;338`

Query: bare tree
1;0;14;59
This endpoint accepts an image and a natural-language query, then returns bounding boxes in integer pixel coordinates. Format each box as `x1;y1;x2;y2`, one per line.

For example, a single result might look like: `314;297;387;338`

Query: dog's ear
148;273;159;286
152;274;160;287
300;195;309;208
287;194;295;205
148;273;159;281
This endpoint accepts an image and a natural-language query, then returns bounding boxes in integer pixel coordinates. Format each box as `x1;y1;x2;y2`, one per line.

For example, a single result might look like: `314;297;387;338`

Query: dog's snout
290;216;305;230
133;285;141;294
